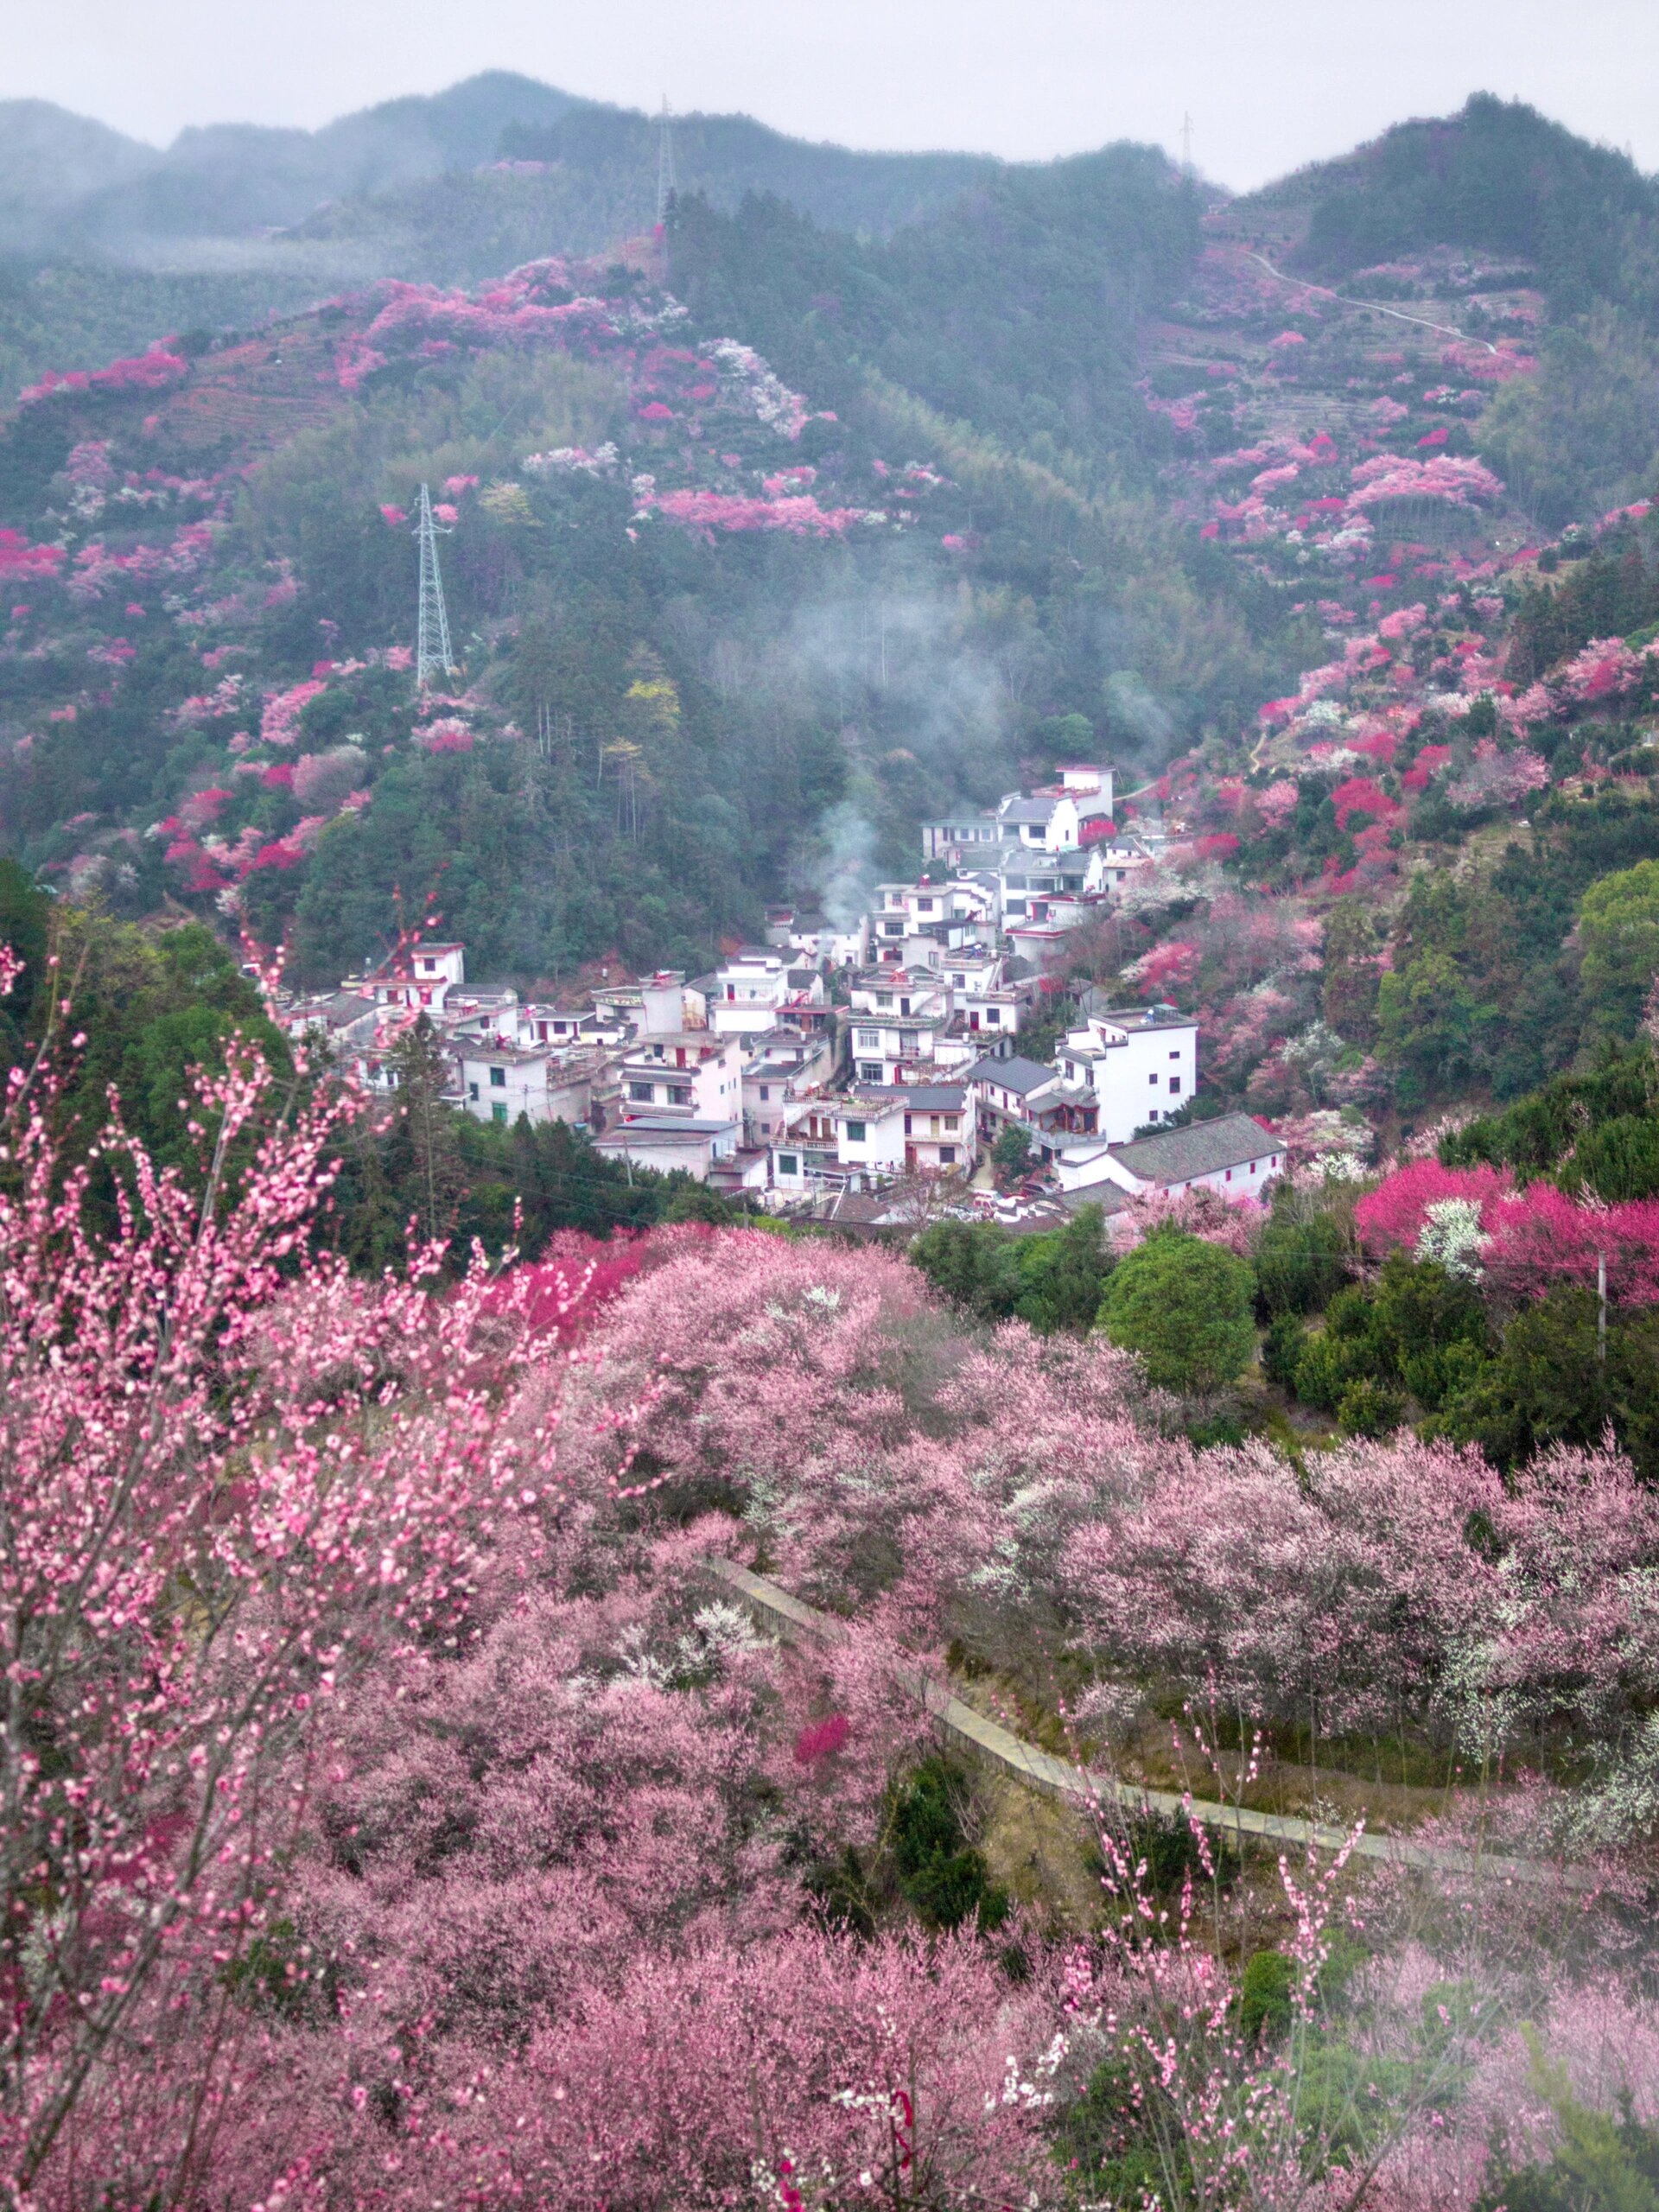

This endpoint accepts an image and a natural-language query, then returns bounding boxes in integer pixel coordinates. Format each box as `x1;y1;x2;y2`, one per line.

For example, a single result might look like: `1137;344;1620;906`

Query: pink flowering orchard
0;969;559;2200
7;929;1659;2204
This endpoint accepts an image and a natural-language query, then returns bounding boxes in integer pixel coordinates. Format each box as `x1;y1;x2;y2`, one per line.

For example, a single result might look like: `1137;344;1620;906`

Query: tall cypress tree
380;1014;467;1249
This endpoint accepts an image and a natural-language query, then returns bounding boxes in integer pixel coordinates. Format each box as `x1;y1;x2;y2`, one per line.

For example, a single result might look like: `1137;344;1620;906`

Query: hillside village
279;755;1283;1228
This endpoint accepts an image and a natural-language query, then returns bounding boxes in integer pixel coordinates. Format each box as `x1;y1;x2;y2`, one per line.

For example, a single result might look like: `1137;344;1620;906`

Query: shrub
1337;1378;1408;1437
1560;1113;1659;1203
1263;1311;1309;1389
1255;1209;1353;1314
889;1758;1009;1932
1236;1948;1295;2044
1294;1326;1376;1413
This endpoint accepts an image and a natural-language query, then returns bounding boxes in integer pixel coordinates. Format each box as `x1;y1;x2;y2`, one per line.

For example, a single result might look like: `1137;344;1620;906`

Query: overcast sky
10;0;1659;192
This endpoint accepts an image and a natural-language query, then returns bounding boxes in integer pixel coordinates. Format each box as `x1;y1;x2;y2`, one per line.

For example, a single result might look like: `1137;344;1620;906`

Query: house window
939;1146;957;1166
1169;1048;1181;1059
778;1153;798;1177
491;1103;507;1124
1147;1109;1160;1122
918;898;933;912
985;1007;1000;1023
883;923;903;937
1148;1072;1158;1085
490;1066;506;1087
628;1081;653;1102
858;1063;882;1083
1169;1077;1181;1095
904;1115;913;1135
669;1086;692;1106
467;1081;479;1101
760;1084;770;1101
845;1120;867;1142
944;1116;958;1132
856;1029;880;1049
1249;1159;1258;1173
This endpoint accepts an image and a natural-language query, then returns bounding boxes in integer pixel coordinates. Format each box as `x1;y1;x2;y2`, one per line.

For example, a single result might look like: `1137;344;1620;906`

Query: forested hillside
0;73;1002;404
0;142;1296;988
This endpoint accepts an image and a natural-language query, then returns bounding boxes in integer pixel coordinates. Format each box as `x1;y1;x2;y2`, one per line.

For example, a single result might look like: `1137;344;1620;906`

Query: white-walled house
1054;1113;1282;1200
893;1085;975;1171
966;1053;1062;1130
848;1014;953;1086
614;1030;744;1122
742;1025;836;1145
515;1002;607;1050
849;969;950;1020
1082;835;1162;900
992;849;1090;931
457;1043;598;1128
347;942;467;1014
278;990;378;1056
709;950;796;1035
938;945;1004;996
1054;1007;1198;1144
592;1117;740;1179
767;1098;842;1195
956;986;1022;1039
830;1086;974;1175
830;1093;910;1175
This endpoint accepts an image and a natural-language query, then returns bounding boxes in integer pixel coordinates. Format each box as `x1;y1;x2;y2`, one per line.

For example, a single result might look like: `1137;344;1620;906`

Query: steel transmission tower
413;482;455;690
656;98;677;223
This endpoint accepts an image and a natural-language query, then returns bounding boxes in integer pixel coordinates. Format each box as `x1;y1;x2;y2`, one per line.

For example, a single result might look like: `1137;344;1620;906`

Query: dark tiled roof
1109;1112;1280;1185
966;1054;1054;1095
890;1085;969;1110
1055;1182;1134;1217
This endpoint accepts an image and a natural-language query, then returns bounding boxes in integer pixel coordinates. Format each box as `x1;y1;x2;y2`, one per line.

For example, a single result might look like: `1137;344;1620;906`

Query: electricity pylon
413;481;455;690
656;97;677;223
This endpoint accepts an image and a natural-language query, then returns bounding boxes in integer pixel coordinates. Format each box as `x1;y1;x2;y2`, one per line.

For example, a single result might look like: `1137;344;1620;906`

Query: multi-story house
848;1012;952;1087
1052;1006;1198;1143
1082;833;1163;900
709;950;801;1035
920;765;1114;862
826;1085;974;1176
766;1096;842;1197
741;1025;836;1147
848;969;950;1020
613;1030;744;1122
456;1043;602;1128
346;942;467;1013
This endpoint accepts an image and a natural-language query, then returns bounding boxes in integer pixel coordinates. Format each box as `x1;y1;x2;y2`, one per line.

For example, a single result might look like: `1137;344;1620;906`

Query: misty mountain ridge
0;71;1006;271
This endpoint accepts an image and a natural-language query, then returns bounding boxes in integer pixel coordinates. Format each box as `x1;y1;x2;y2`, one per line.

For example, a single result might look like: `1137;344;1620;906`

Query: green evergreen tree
380;1014;469;1249
1098;1228;1255;1392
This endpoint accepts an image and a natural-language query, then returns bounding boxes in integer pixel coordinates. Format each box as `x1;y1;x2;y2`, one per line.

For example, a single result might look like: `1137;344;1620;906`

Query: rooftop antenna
656;96;677;224
413;482;454;690
1180;111;1194;177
